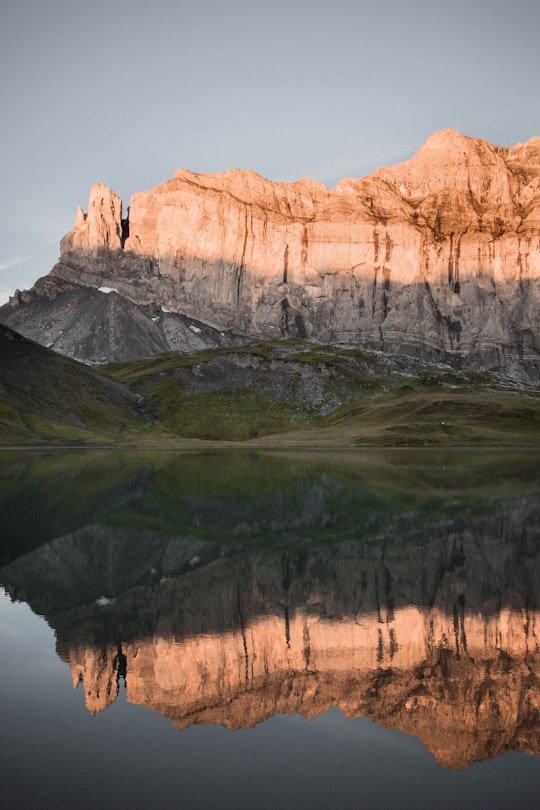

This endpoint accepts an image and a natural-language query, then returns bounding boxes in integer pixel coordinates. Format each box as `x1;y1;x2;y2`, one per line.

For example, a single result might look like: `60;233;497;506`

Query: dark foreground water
1;448;540;809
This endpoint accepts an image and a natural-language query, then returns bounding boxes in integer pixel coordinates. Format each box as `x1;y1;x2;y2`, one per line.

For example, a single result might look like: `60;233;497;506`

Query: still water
1;448;540;809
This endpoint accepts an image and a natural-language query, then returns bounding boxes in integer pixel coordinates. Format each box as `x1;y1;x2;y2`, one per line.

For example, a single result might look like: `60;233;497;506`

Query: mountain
2;130;540;378
0;322;146;444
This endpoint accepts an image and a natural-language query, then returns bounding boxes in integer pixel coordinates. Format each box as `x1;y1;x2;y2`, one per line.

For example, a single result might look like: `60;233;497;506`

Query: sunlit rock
2;130;540;374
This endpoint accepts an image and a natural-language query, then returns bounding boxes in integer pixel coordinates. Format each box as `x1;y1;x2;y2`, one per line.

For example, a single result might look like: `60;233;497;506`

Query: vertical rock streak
4;130;540;374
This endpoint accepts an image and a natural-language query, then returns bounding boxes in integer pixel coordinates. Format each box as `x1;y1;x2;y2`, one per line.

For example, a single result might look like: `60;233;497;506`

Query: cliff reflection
1;450;540;770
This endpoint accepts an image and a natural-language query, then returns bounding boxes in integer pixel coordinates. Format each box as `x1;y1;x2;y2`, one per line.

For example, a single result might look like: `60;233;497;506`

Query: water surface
1;449;540;808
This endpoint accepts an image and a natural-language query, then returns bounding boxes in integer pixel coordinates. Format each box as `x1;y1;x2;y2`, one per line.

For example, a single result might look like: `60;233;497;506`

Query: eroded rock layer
2;130;540;374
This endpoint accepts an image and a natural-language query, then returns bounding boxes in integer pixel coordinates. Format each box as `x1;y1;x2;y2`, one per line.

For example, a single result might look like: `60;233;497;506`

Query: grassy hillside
1;324;539;446
101;339;540;446
0;323;149;445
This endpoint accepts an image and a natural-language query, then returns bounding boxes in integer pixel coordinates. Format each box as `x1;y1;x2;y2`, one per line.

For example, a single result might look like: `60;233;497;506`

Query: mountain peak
423;128;467;146
2;131;540;380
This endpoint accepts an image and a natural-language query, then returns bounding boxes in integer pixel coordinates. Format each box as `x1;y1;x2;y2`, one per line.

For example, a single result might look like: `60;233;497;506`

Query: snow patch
161;306;171;313
98;287;118;294
189;324;202;334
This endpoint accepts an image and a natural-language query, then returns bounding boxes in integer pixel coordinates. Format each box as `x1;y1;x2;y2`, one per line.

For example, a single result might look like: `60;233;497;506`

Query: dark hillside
0;323;146;444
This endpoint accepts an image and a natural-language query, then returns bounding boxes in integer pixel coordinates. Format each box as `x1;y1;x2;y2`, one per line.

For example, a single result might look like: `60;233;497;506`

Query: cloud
0;255;29;272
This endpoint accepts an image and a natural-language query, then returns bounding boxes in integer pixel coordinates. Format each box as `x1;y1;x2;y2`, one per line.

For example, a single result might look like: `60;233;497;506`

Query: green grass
0;325;149;445
2;329;540;447
323;390;540;446
100;340;540;446
150;384;309;440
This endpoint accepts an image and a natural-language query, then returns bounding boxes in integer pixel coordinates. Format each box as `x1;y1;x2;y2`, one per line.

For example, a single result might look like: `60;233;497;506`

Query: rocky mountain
2;130;540;377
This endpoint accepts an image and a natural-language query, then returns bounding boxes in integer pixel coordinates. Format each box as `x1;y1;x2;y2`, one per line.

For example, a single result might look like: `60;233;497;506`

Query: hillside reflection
1;449;540;770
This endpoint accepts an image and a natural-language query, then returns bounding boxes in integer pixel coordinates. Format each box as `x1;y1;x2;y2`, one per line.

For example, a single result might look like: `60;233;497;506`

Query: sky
1;0;539;304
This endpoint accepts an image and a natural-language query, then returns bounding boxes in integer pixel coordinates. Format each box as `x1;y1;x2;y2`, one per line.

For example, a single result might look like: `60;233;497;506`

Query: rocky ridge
2;130;540;376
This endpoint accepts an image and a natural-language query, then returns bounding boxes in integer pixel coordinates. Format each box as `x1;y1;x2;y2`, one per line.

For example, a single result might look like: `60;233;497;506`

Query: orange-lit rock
65;183;123;253
8;129;536;374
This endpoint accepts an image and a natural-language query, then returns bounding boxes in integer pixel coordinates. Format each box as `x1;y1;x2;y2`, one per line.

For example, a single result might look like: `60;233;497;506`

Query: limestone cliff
2;129;540;373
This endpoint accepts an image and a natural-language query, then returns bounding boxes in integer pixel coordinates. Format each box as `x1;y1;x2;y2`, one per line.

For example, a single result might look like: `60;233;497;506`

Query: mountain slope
101;339;540;446
0;323;147;444
1;325;539;447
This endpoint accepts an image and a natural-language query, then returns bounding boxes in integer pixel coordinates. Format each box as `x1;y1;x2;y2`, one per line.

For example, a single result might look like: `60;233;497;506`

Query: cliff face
2;130;540;375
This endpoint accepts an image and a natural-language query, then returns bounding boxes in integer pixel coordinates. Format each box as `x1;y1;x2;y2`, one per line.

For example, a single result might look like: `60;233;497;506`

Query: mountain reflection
1;449;540;770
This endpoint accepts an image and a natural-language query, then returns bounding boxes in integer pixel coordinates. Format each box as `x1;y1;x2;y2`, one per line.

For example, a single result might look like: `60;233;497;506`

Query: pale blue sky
1;0;539;303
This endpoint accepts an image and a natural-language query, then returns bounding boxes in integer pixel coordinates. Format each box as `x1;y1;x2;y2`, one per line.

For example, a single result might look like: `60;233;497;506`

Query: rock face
2;129;540;375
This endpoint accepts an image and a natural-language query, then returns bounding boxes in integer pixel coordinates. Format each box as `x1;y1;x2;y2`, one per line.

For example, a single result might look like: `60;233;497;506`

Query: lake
1;448;540;809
